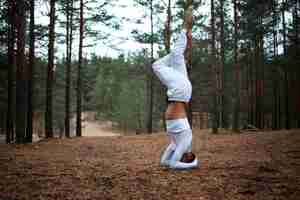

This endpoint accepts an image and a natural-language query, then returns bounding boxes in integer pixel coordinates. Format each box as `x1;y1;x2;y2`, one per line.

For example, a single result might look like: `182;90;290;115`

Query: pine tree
232;0;240;132
15;0;27;143
26;0;35;143
46;0;56;138
65;0;74;138
219;0;225;128
76;0;84;137
6;0;16;143
211;0;218;133
271;0;279;130
184;0;194;126
282;0;290;129
162;0;172;131
147;0;154;133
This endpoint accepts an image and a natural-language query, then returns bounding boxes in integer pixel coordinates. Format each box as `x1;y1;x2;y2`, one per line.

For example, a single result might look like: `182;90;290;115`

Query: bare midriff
165;101;188;120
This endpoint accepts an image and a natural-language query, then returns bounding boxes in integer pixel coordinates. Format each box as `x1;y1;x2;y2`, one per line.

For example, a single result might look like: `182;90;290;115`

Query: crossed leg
161;129;198;169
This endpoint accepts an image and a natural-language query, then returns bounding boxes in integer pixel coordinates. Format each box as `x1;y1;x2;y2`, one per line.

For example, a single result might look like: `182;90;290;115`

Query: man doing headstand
152;15;198;170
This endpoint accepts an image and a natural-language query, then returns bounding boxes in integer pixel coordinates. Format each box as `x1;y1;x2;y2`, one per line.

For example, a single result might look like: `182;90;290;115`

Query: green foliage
94;55;147;131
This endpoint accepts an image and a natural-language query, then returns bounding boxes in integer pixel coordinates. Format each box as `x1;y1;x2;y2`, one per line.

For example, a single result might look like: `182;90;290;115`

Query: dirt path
82;120;120;137
0;130;299;200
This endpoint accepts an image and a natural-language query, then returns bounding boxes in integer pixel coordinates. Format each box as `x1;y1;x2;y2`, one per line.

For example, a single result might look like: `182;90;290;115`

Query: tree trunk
232;0;240;132
185;0;193;127
284;70;290;129
250;48;255;126
298;1;300;128
211;0;218;133
45;0;56;138
15;0;27;144
65;0;73;138
293;0;300;128
282;0;287;55
6;0;16;143
76;0;84;137
295;0;299;48
65;0;70;138
26;0;35;143
219;0;225;128
281;0;289;129
278;76;282;128
272;0;278;130
147;0;154;134
255;33;260;129
162;0;172;131
164;0;171;53
260;30;265;129
246;53;250;124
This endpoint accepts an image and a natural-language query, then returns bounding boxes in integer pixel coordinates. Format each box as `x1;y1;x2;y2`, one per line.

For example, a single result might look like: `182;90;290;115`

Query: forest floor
0;129;300;200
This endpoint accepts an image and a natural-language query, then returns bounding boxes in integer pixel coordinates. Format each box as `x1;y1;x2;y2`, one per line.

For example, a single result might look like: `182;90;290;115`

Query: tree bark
272;0;278;130
281;0;289;129
250;47;255;125
219;0;225;128
185;0;194;127
65;0;73;138
293;0;300;128
162;0;172;131
6;0;16;143
147;0;154;134
211;0;218;133
76;0;84;137
282;0;287;55
45;0;56;138
26;0;35;143
298;0;300;128
164;0;171;53
284;69;290;129
232;0;240;132
260;28;265;129
15;0;27;144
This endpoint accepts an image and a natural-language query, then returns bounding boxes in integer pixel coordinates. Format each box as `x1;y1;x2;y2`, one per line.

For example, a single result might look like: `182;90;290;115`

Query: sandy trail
82;120;120;137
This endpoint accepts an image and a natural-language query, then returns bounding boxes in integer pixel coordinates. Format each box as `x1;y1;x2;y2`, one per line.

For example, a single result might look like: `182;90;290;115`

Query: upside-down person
152;12;198;169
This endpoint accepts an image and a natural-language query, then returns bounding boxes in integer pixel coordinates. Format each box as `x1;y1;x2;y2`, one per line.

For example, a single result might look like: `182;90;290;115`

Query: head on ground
180;152;196;163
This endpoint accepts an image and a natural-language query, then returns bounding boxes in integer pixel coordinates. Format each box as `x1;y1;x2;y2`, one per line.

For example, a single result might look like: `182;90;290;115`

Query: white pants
152;31;192;103
160;123;198;169
153;30;197;169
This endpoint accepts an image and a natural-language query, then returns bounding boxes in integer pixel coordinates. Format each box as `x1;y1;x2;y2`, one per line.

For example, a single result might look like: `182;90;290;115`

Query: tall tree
232;0;240;132
219;0;225;128
185;0;194;126
211;0;218;133
146;0;154;133
271;0;279;130
76;0;84;137
291;0;300;128
26;0;35;143
6;0;16;143
65;0;74;138
15;0;27;143
164;0;172;53
162;0;172;131
46;0;56;138
281;0;290;129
